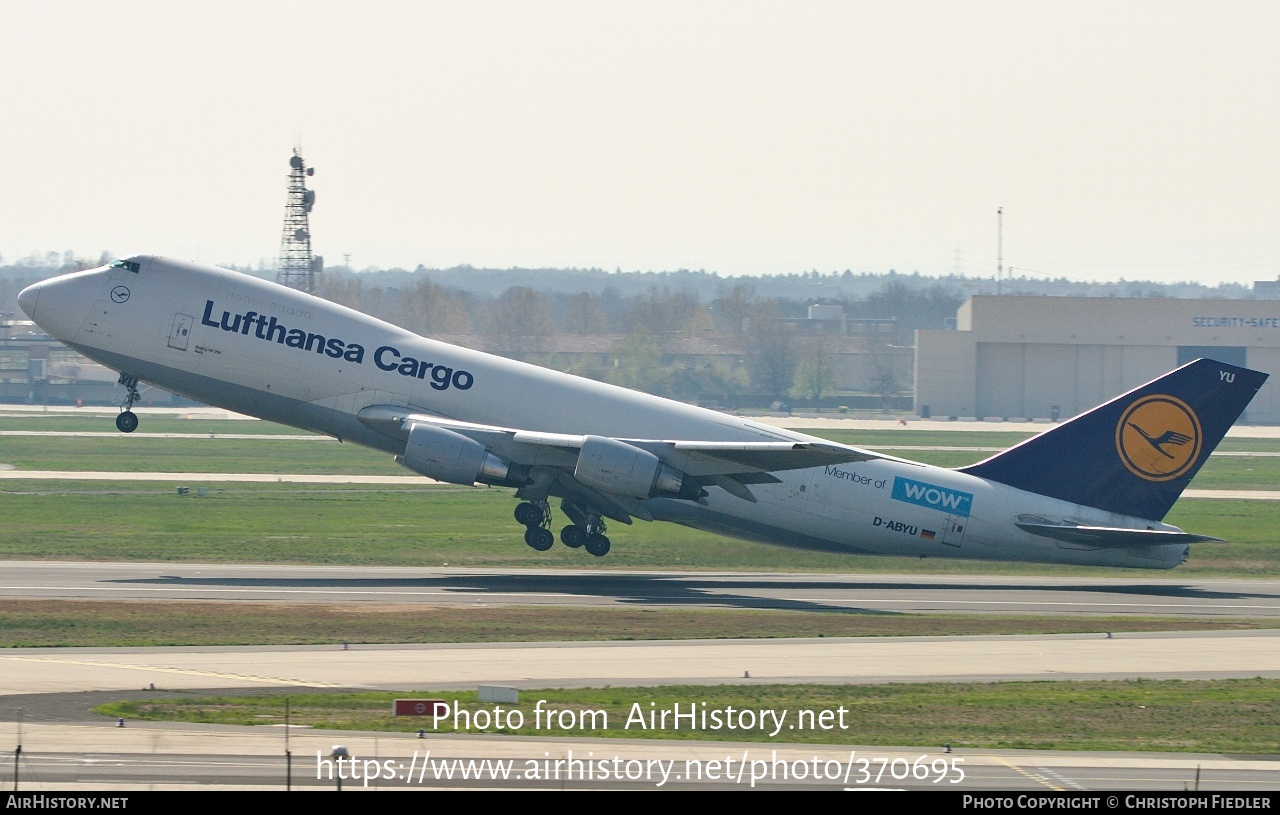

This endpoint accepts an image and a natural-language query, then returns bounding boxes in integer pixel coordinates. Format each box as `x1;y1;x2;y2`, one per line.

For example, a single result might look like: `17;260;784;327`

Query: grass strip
0;436;400;474
0;600;1270;648
0;417;305;435
2;482;1278;575
4;419;1276;451
3;428;1277;480
94;678;1280;753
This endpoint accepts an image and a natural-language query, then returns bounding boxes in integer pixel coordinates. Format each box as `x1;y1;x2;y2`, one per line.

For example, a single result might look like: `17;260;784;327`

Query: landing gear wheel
525;526;555;551
560;525;586;548
585;534;611;557
514;502;542;526
116;373;142;433
115;411;139;434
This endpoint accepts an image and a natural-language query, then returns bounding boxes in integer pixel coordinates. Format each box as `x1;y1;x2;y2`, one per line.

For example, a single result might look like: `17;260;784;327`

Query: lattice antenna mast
277;149;321;293
996;206;1003;296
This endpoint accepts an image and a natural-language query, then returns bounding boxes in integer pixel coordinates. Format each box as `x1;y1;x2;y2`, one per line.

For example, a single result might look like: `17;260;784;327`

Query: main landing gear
115;374;141;433
515;501;611;557
560;523;610;556
515;500;555;551
582;519;612;557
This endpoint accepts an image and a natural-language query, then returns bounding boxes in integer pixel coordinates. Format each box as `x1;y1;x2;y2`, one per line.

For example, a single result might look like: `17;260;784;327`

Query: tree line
0;251;1262;404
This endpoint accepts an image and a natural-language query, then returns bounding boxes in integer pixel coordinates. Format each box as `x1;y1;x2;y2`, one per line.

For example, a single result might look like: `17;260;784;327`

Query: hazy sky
2;1;1277;283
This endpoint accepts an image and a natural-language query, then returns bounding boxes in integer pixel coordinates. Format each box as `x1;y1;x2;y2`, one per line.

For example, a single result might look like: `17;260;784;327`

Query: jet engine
401;423;523;487
573;436;703;500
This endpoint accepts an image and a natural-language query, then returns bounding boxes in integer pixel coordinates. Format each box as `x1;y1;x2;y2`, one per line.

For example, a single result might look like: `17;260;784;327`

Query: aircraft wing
357;405;882;507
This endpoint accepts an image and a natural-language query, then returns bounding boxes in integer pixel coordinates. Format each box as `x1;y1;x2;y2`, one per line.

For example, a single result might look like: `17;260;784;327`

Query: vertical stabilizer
960;359;1267;520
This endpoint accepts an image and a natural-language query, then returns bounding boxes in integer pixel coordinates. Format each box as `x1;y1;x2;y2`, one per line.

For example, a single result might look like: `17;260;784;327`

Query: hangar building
915;296;1280;424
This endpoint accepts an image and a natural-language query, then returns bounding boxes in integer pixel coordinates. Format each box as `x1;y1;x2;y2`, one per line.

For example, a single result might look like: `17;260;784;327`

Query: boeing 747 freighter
17;256;1267;567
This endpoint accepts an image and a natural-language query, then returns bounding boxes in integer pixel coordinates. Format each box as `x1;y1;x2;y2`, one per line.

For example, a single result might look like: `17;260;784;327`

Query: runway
3;561;1279;617
3;562;1279;791
5;471;1279;508
5;467;1279;504
7;718;1275;791
2;630;1279;696
5;430;1280;460
2;403;1278;794
3;404;1279;437
2;632;1278;791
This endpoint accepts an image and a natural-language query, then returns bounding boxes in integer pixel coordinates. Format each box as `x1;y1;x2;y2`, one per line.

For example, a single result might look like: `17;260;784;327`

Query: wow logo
891;477;973;517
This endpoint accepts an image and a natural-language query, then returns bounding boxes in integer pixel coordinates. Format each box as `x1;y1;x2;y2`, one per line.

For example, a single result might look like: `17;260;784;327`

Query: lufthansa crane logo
110;286;131;304
1115;394;1203;481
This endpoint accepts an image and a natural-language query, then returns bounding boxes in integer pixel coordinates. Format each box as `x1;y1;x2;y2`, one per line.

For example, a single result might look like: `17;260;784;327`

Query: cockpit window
110;259;140;273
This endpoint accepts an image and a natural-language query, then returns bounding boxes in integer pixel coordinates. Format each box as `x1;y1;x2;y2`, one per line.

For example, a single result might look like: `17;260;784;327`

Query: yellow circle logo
1115;395;1203;482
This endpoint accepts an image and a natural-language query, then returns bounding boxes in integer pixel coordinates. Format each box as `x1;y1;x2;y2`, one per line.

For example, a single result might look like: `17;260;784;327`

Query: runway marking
0;474;1275;499
785;597;1280;610
0;655;347;687
0;431;332;440
32;755;272;769
0;470;435;483
995;756;1064;790
7;432;1274;456
1039;767;1087;790
1181;489;1280;500
871;446;1280;458
0;471;435;483
0;585;590;600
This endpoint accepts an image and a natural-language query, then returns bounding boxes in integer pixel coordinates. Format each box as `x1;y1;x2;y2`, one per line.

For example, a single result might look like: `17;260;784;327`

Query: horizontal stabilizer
1015;521;1222;547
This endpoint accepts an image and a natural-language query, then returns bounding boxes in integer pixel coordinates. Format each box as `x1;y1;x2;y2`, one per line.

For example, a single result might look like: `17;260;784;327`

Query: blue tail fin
959;359;1268;520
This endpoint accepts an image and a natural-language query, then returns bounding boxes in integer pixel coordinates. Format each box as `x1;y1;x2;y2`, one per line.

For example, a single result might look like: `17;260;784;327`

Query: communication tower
996;206;1003;296
277;149;322;292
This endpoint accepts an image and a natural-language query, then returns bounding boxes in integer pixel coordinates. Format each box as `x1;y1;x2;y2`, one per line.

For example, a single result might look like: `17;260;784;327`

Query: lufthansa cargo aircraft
18;256;1268;568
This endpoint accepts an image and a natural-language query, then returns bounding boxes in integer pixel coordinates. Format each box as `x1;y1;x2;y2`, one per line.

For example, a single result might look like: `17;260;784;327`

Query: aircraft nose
17;282;39;321
17;270;109;341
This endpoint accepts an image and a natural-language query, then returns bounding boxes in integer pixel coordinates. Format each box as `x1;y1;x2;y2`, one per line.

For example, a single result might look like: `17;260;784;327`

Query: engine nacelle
574;436;701;500
401;423;521;486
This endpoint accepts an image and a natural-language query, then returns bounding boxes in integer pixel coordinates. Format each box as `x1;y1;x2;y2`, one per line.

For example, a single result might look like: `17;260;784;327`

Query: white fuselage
20;256;1189;568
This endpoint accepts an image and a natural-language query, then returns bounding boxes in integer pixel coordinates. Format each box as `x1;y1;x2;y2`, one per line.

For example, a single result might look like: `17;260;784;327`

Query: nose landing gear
115;374;141;433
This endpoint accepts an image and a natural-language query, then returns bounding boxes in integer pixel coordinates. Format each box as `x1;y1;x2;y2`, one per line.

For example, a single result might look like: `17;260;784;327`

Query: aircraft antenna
277;148;323;293
996;206;1003;296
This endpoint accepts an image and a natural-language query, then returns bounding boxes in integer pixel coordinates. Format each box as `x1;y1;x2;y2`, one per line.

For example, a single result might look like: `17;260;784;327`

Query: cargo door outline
168;313;194;351
784;468;814;511
938;514;967;548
